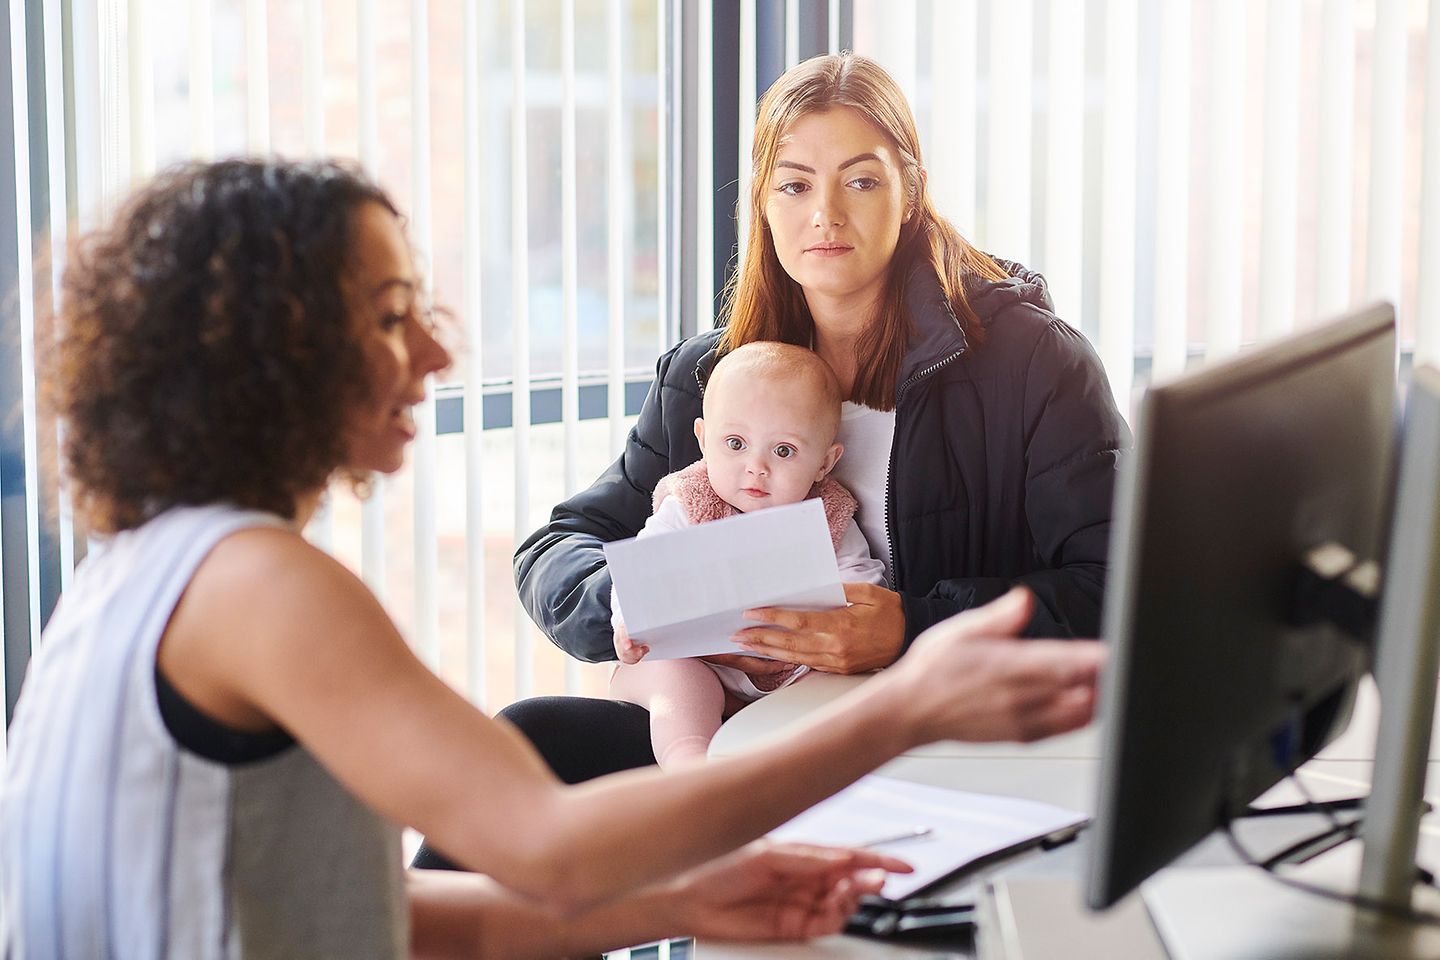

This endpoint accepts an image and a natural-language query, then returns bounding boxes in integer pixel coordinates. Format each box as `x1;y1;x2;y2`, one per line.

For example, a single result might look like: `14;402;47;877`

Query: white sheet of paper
602;499;846;659
769;775;1089;899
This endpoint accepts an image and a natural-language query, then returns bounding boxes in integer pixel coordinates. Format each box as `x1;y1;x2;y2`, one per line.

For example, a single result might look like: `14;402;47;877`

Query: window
3;0;1436;729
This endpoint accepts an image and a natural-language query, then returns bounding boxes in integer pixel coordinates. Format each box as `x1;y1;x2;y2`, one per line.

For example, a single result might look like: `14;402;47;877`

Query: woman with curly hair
0;158;1102;958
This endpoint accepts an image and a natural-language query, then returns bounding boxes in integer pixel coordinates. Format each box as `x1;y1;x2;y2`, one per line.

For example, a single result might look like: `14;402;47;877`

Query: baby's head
696;341;844;512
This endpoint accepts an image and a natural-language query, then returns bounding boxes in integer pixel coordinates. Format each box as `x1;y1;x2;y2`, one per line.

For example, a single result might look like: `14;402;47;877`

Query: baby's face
696;375;841;512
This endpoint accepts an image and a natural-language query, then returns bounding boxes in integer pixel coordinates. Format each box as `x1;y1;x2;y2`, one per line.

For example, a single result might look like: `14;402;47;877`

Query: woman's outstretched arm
409;841;902;959
167;527;1101;919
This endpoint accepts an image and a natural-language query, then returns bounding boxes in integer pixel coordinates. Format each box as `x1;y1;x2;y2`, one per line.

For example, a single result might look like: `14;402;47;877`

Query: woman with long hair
498;52;1128;785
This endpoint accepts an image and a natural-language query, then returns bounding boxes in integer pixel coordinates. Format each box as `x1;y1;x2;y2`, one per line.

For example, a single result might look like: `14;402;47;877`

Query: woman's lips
805;242;852;258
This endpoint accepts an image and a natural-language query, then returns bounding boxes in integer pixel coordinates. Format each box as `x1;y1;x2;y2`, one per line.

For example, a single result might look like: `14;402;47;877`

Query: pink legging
609;659;726;768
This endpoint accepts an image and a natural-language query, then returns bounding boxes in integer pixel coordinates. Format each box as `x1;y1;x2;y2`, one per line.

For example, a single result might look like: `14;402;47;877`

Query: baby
609;341;885;767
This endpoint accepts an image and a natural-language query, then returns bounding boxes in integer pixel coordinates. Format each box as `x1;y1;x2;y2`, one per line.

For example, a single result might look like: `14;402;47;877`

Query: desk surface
683;673;1440;960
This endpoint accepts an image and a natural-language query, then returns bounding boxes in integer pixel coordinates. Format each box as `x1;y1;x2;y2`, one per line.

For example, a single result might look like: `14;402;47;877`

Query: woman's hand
663;840;910;943
887;588;1104;745
734;582;906;674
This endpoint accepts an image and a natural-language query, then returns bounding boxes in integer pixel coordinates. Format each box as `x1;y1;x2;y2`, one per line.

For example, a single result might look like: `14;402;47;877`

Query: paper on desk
602;499;846;660
770;775;1089;900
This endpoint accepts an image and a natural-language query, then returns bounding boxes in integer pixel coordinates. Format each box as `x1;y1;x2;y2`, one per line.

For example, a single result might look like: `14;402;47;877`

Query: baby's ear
818;441;844;480
693;417;705;447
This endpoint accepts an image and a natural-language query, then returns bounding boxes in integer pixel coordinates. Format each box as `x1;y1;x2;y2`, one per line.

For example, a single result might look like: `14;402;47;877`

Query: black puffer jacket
515;261;1131;662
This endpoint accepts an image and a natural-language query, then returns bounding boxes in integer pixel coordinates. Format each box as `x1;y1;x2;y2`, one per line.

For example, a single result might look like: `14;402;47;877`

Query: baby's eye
725;437;745;451
774;444;796;459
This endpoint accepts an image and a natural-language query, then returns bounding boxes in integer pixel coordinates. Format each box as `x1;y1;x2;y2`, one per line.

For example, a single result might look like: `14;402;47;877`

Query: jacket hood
963;257;1058;325
897;256;1057;388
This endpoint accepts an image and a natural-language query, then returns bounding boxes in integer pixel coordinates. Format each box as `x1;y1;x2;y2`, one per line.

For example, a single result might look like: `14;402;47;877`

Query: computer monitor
1086;303;1399;910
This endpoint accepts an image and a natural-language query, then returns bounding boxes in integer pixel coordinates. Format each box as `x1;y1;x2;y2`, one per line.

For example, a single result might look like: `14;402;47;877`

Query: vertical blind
2;0;1437;731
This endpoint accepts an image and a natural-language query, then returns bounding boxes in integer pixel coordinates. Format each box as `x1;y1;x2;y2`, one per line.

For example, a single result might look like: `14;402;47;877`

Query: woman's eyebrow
774;152;883;174
371;278;416;298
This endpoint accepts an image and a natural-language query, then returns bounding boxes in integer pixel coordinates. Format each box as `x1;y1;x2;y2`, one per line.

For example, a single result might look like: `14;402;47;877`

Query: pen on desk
857;826;933;848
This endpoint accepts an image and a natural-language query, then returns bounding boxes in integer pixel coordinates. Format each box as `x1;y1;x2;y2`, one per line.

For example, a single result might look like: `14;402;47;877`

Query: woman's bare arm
162;527;1100;915
409;841;901;959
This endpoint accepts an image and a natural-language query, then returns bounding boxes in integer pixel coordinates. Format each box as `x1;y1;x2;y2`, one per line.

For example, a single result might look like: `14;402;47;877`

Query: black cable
1242;796;1367;819
1223;813;1440;928
1288;771;1346;833
1287;772;1440;890
1214;745;1440;924
1257;816;1360;872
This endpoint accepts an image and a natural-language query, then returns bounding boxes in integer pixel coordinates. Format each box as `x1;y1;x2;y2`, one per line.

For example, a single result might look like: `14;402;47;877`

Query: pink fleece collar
652;460;859;549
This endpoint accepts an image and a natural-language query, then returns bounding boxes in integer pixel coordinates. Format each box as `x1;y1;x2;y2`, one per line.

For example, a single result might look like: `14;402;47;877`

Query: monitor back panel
1087;303;1397;908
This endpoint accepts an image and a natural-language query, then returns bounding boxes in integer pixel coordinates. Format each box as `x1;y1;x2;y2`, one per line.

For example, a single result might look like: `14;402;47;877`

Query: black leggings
409;696;657;870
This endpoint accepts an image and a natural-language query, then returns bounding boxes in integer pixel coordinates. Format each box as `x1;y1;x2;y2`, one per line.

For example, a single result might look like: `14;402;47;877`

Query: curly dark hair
48;158;400;533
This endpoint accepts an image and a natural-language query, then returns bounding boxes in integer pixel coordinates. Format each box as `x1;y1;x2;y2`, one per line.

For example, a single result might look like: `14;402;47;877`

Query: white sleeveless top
0;504;407;959
830;402;897;580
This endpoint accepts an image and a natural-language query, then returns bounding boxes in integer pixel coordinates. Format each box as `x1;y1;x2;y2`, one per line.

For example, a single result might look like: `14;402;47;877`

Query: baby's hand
613;622;650;664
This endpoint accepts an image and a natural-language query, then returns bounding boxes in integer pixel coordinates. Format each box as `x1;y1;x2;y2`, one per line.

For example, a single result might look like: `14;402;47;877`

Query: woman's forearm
409;869;680;960
418;670;913;914
520;670;917;912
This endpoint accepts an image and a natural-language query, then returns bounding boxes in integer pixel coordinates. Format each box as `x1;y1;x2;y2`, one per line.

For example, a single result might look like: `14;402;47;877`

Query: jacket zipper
884;348;967;591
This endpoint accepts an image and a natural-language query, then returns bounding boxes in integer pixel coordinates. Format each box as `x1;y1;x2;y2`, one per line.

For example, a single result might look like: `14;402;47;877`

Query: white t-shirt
829;402;897;582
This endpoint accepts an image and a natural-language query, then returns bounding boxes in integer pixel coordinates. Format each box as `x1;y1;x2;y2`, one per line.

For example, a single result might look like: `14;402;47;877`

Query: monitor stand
1353;367;1440;909
1142;366;1440;960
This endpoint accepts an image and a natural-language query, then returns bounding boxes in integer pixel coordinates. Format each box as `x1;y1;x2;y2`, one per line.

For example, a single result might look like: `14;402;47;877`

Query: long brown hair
718;53;1005;410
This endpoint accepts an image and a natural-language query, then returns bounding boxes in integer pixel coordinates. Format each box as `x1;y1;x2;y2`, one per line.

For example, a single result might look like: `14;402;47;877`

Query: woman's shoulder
156;520;386;734
985;309;1101;370
960;262;1098;371
182;523;375;639
966;262;1059;331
